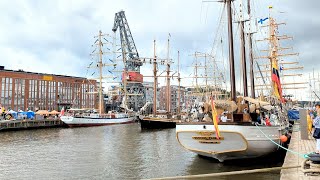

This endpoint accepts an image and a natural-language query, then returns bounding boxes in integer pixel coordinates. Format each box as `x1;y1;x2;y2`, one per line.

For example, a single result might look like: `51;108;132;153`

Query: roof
0;67;90;80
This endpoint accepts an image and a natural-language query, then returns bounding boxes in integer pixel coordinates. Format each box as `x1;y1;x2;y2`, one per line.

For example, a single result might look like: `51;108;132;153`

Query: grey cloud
0;0;318;98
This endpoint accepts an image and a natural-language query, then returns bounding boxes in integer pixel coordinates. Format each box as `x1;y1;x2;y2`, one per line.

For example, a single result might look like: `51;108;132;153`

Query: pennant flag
271;60;284;102
258;17;269;24
280;65;284;72
211;97;220;139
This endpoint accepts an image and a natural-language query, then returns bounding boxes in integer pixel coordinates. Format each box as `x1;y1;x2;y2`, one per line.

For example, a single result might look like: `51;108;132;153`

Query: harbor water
0;123;286;180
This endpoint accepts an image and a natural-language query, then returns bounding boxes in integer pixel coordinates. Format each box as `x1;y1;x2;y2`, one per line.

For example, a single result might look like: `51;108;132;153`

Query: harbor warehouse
0;66;97;111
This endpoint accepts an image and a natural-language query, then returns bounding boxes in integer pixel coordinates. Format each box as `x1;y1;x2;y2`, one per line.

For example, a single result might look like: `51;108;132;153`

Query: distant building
106;85;122;103
159;85;186;113
0;66;97;111
142;81;160;108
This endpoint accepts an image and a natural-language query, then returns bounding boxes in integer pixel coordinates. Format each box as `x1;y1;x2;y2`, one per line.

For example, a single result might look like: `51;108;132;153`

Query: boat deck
281;125;318;180
142;118;180;123
177;121;254;125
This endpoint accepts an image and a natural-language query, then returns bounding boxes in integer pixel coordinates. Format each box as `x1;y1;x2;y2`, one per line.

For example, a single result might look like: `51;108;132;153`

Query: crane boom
112;10;145;111
112;10;142;70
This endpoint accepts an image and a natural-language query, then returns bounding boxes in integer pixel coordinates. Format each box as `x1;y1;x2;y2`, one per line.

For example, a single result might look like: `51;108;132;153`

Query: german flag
271;59;284;102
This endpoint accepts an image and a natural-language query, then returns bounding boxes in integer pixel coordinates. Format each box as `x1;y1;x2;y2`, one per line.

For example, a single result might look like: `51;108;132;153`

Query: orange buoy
280;135;288;143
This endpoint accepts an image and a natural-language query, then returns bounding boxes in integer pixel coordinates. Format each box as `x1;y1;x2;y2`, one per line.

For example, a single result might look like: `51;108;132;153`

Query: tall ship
139;37;181;129
61;11;150;127
176;1;294;162
60;29;135;127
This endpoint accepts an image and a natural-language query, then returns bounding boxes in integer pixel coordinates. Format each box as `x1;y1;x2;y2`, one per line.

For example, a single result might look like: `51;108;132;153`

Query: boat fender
280;135;288;143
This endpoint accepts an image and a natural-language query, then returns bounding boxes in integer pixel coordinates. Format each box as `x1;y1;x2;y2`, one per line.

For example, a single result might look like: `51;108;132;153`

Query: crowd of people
0;106;36;120
0;104;63;120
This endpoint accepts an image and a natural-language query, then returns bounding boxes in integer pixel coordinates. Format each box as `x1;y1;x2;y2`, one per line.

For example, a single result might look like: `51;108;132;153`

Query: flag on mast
211;97;220;139
60;107;65;117
271;59;284;102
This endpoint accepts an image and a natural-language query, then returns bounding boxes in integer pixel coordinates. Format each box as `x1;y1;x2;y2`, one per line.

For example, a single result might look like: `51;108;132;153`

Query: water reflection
0;123;284;180
185;149;286;180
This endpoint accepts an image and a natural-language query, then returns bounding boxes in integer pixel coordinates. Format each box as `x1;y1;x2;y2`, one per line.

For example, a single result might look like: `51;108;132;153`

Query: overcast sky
0;0;318;100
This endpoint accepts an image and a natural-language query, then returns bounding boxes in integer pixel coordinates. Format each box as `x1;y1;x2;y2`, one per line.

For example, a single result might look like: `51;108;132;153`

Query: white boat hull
60;116;135;127
176;124;282;162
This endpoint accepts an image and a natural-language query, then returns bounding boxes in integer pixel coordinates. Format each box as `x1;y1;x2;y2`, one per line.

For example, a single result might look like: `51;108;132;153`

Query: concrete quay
0;119;64;131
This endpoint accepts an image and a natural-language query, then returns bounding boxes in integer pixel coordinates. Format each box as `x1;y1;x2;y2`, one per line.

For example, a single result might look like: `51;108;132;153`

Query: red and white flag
60;107;65;116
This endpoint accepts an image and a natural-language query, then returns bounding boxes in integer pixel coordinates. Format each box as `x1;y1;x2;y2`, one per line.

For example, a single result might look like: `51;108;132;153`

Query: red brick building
0;66;97;111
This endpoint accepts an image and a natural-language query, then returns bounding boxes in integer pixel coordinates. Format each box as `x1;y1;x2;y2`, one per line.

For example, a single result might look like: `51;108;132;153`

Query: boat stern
176;129;248;160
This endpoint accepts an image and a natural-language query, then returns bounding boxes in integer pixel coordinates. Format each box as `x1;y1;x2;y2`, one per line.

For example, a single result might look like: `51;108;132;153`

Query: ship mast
166;35;171;113
153;40;158;116
186;52;221;103
138;38;177;116
98;30;104;115
177;50;181;118
246;0;255;98
204;54;208;92
226;0;236;101
254;9;305;100
195;52;198;88
239;0;248;97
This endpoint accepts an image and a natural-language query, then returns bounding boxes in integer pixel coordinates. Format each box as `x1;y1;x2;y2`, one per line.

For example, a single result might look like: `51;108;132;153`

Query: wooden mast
194;52;198;88
265;9;304;100
98;30;103;115
166;35;171;113
247;0;255;98
204;54;208;93
269;16;277;99
153;40;157;116
177;51;181;118
258;8;305;100
239;1;248;97
226;0;236;101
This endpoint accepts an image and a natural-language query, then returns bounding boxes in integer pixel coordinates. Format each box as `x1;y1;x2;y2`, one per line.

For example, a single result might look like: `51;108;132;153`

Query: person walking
313;105;320;153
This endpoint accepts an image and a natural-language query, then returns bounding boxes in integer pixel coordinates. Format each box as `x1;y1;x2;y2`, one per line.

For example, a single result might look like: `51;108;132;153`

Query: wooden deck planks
280;124;318;180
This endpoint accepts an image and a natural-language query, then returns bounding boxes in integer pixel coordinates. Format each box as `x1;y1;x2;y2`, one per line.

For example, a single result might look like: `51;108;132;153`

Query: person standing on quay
313;104;320;153
307;109;313;136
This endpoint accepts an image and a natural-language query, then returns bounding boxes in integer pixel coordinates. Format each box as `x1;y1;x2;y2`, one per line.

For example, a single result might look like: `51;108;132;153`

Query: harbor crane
112;10;145;111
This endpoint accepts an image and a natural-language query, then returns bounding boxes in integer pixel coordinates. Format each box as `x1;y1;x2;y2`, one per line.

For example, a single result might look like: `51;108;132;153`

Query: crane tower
112;10;145;111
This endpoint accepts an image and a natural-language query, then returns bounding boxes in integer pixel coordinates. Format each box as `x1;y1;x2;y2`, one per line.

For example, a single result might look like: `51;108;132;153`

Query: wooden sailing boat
60;30;135;127
139;37;181;129
176;0;289;162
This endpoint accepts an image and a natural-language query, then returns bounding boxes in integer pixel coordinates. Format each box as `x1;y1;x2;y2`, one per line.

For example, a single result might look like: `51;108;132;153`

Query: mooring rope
254;123;309;159
143;165;300;180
